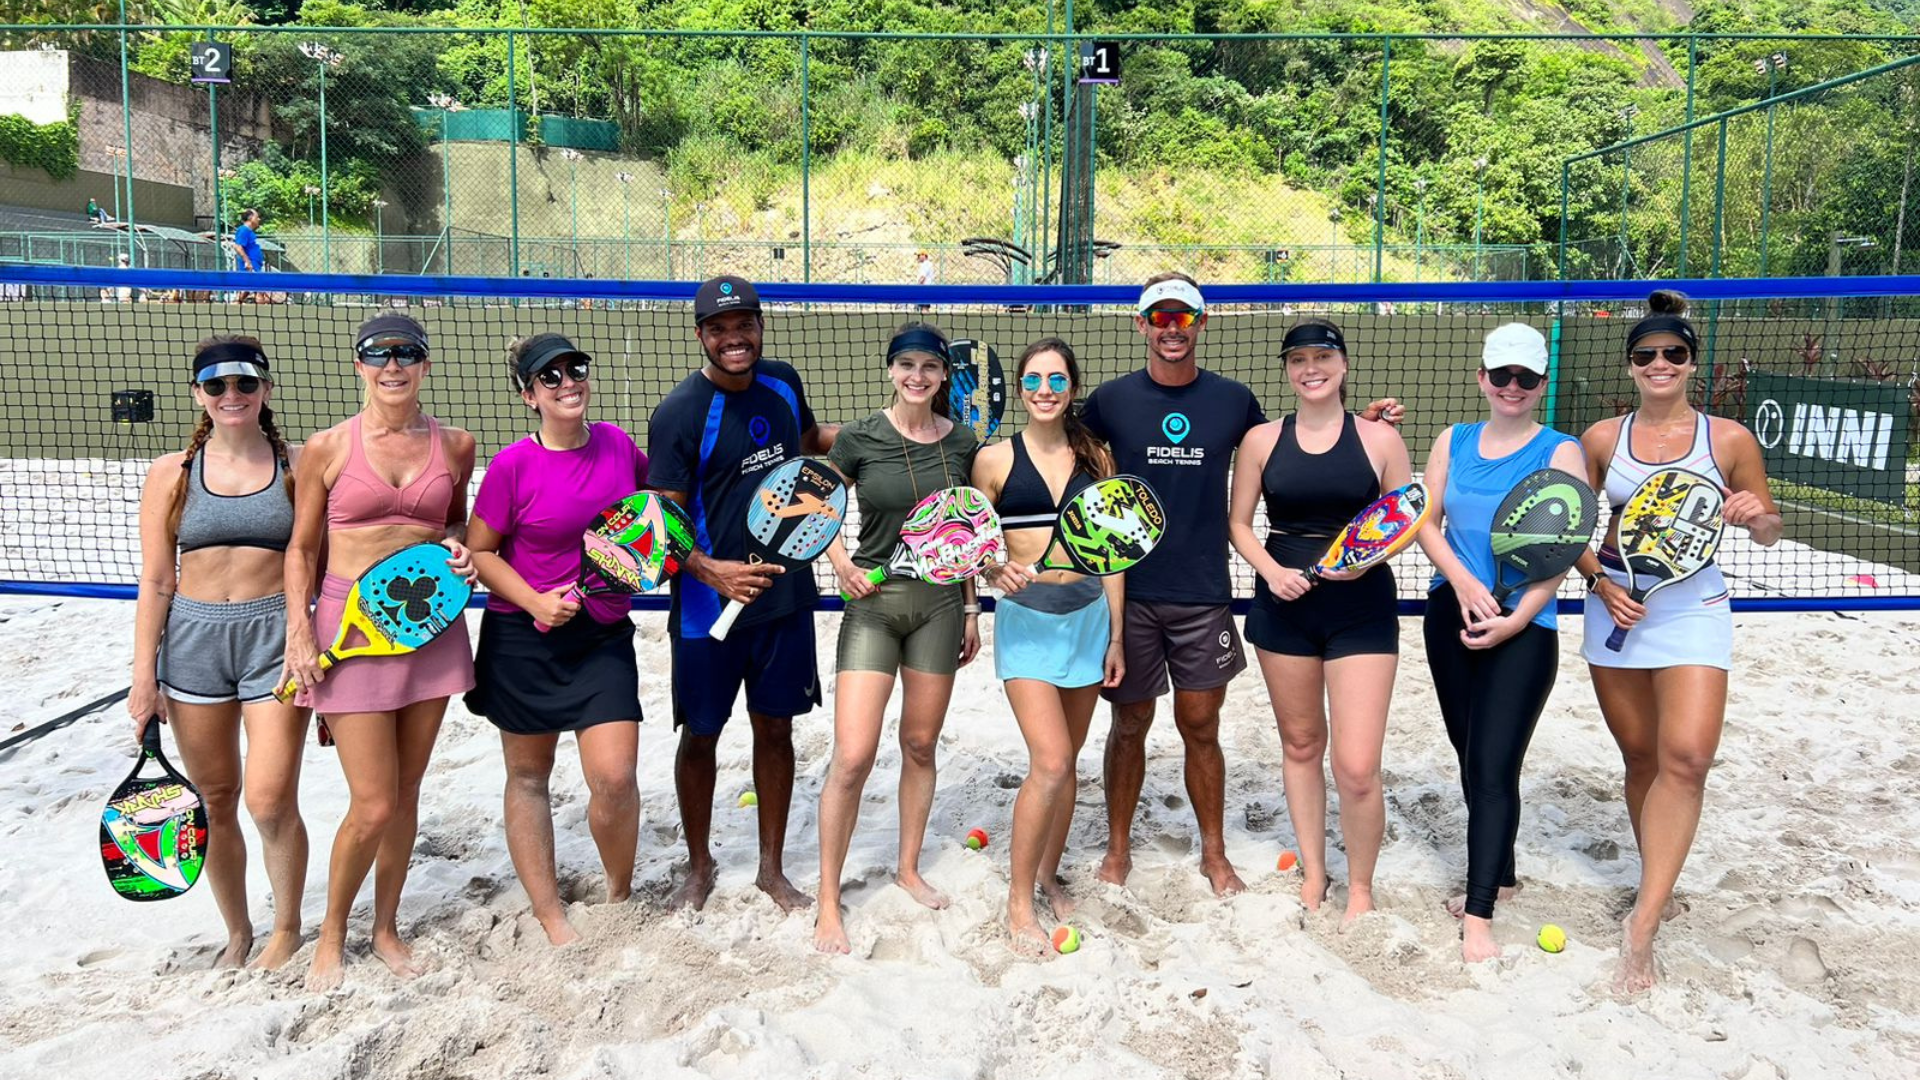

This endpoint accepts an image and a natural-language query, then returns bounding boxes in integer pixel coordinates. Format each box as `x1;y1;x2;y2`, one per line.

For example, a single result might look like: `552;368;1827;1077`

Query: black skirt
466;608;643;735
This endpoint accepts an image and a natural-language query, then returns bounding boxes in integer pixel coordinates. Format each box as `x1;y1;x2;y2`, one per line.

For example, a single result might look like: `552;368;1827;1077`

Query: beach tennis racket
948;339;1007;440
1305;481;1431;586
1028;475;1166;576
539;492;698;631
274;542;474;701
1488;468;1600;608
841;485;1006;599
1604;468;1725;652
710;457;847;641
100;722;208;902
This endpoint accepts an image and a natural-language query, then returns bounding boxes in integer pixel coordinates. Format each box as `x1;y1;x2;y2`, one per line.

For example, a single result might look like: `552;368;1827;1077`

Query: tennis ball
1277;851;1298;872
1052;926;1081;954
737;791;758;808
1537;924;1567;953
965;827;990;850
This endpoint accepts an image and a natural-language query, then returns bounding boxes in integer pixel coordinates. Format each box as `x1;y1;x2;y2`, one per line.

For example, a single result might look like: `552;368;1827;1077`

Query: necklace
890;406;953;503
1641;409;1695;459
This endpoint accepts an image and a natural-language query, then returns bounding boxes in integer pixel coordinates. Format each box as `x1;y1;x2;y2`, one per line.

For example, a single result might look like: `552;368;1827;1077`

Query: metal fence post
1557;161;1570;279
1678;37;1697;277
118;0;136;262
508;28;520;278
1710;117;1728;278
1373;36;1390;284
801;33;811;284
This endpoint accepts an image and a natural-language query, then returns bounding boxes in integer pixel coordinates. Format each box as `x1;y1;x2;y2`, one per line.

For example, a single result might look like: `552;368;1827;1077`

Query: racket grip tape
272;652;337;703
535;583;588;634
709;600;745;641
1604;624;1630;652
839;566;889;602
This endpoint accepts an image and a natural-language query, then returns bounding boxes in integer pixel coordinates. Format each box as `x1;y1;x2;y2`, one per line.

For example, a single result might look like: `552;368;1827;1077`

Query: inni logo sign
1753;398;1895;470
1148;411;1204;465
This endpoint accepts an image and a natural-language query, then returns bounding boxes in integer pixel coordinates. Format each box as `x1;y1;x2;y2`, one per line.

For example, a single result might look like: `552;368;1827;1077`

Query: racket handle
709;599;745;641
536;583;587;633
839;566;889;603
1605;624;1629;652
272;652;336;703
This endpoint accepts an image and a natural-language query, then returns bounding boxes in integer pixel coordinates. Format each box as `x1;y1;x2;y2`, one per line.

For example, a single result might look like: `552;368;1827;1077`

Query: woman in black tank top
1228;319;1413;924
972;338;1125;957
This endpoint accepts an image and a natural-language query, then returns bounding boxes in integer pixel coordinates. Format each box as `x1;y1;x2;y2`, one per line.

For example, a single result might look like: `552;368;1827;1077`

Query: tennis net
2;264;1914;611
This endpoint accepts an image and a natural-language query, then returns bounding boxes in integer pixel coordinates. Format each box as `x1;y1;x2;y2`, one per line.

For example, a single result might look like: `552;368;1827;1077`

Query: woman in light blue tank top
1416;324;1586;964
1571;291;1784;994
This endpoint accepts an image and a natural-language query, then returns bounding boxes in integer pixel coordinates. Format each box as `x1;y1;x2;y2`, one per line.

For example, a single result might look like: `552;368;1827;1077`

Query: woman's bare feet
813;907;851;954
213;931;254;969
1008;919;1053;960
1300;869;1330;912
533;907;581;947
1446;884;1521;919
371;929;423;980
1614;910;1660;995
1341;883;1376;927
1461;914;1501;963
895;871;950;910
250;930;303;971
304;937;346;993
1040;878;1077;920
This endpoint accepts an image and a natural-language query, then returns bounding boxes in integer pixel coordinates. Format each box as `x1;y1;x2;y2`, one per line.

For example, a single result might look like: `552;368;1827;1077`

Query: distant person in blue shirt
231;209;264;303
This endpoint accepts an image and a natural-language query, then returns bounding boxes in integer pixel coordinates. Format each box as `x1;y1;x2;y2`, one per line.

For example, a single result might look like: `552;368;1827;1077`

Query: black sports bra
997;433;1092;529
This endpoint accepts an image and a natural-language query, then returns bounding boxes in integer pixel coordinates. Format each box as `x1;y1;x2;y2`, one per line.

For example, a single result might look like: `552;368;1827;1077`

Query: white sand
1;596;1917;1080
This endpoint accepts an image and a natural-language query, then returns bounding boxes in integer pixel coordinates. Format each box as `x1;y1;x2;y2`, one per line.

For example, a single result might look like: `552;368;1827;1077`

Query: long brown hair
1018;337;1111;479
167;335;292;537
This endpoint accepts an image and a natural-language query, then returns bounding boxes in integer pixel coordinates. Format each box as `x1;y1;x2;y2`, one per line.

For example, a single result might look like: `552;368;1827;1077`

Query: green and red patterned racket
1604;468;1725;652
1030;475;1166;576
841;485;1006;599
540;492;698;631
1306;481;1431;586
100;723;208;902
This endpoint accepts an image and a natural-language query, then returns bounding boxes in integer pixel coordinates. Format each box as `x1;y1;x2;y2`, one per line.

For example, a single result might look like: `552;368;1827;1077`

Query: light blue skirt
995;579;1110;688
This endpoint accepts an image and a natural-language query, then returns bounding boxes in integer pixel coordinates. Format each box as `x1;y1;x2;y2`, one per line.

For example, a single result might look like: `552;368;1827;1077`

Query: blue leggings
1422;583;1559;920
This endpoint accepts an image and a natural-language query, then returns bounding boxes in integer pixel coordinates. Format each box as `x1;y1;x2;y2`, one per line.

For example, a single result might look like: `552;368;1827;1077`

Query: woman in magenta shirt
467;333;649;946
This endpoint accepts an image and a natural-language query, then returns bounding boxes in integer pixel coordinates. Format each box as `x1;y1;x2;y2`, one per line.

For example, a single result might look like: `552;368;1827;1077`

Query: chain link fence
3;24;1917;283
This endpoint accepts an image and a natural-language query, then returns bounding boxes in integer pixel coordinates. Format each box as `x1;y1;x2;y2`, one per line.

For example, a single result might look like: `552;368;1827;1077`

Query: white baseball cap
1137;278;1205;315
1482;323;1548;376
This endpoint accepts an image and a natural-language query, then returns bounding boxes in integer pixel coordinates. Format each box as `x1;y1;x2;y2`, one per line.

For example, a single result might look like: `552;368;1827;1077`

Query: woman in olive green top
814;322;981;954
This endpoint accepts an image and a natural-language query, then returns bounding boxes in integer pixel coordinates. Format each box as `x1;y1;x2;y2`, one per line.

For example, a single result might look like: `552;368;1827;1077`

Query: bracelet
962;604;981;615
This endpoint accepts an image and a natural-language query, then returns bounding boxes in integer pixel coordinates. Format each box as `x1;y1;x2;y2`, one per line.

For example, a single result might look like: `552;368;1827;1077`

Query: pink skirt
296;573;476;715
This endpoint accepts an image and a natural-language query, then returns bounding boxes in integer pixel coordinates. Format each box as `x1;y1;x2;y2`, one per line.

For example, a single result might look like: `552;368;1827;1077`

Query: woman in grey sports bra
129;336;312;971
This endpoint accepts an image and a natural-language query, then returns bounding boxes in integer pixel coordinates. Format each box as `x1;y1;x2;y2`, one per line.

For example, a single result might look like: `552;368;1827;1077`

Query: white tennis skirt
1581;550;1731;671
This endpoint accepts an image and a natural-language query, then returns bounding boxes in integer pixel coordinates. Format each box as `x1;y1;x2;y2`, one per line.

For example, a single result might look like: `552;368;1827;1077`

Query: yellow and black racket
274;542;473;701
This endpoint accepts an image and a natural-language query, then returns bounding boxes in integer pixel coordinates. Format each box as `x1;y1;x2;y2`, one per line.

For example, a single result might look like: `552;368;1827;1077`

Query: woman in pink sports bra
283;312;479;993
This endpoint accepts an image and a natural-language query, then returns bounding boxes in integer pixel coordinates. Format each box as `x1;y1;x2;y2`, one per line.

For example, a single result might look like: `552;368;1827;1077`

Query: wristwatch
1584;570;1608;594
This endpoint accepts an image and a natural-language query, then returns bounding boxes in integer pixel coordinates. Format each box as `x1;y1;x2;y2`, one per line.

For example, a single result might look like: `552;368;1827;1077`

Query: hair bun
1647;289;1689;316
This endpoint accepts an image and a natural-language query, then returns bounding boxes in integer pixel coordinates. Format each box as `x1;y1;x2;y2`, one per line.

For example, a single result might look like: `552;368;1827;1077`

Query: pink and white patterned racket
841;486;1006;599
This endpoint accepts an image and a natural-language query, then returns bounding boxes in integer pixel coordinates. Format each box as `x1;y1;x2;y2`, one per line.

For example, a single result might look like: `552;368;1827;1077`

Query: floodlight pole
429;93;462;274
118;0;136;263
1758;52;1788;276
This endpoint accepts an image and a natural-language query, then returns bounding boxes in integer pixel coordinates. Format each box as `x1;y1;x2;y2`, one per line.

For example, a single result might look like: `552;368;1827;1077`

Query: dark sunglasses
1486;367;1544;391
1021;372;1071;394
1143;308;1200;330
533;358;591;389
357;344;429;367
1629;345;1693;367
199;375;262;396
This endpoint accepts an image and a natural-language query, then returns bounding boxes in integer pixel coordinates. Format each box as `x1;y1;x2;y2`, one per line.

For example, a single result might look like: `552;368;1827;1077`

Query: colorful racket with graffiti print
1030;475;1167;576
1604;468;1725;652
843;485;1006;599
101;723;208;902
539;492;698;631
274;542;473;701
948;339;1007;440
1307;481;1431;585
711;457;847;641
1488;468;1600;608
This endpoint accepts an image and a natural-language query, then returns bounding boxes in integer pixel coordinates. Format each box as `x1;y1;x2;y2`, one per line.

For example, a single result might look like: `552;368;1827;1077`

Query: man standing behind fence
231;209;264;303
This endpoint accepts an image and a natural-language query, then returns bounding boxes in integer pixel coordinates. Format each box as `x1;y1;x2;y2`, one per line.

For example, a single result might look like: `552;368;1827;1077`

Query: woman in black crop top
1228;319;1412;925
129;336;312;970
972;338;1125;957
